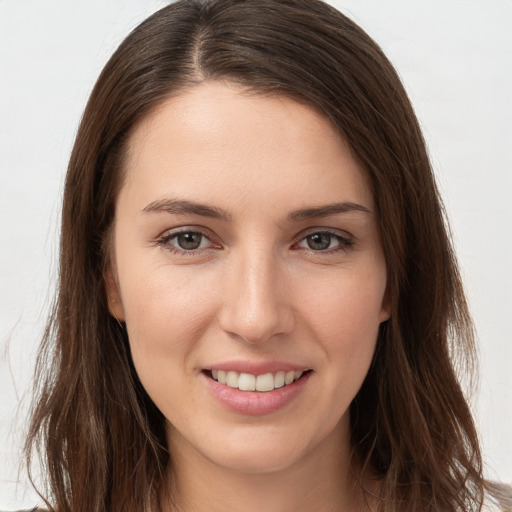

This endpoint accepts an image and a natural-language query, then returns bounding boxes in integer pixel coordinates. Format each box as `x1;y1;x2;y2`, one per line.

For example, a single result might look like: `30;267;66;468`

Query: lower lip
202;371;311;416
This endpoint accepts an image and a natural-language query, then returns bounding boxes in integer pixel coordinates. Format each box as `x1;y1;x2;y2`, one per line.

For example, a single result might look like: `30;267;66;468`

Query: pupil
177;232;202;250
307;233;331;250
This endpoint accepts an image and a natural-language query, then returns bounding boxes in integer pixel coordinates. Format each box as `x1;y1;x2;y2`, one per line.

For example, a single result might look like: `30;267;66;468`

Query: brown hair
25;1;490;511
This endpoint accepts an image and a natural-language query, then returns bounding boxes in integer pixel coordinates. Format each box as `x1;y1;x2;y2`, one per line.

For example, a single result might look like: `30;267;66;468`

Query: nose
218;249;295;345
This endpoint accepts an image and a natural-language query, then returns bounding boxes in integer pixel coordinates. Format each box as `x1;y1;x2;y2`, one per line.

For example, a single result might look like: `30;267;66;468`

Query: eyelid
157;225;214;239
155;225;222;254
154;225;354;256
291;227;354;252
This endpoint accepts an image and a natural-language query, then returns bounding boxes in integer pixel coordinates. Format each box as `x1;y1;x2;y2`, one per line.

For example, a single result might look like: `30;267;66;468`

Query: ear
104;265;126;322
379;284;391;323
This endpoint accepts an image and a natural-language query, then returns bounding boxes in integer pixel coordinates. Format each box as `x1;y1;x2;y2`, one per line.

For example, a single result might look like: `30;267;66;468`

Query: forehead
120;81;374;216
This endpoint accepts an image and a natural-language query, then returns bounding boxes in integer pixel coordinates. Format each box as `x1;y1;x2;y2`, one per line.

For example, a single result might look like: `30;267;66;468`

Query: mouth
204;369;312;392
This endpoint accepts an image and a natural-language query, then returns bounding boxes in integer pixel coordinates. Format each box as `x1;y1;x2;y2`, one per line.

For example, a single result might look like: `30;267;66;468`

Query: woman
22;1;510;511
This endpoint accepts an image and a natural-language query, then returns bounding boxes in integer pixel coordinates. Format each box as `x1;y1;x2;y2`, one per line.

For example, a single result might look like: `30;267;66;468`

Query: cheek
117;261;219;365
319;291;381;374
118;266;223;421
300;266;386;337
297;266;385;384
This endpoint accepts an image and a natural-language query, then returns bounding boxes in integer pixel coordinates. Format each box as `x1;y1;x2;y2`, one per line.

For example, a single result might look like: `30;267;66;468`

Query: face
108;82;389;475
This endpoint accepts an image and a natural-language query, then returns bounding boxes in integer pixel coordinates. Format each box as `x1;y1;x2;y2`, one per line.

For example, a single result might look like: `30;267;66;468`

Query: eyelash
292;229;354;254
156;228;218;256
155;227;354;256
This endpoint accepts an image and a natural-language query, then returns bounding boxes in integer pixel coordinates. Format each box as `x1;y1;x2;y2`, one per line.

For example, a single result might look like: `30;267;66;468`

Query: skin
107;81;389;512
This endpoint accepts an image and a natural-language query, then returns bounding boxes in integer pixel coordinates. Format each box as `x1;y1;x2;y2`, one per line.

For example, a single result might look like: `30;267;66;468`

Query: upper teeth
211;369;304;392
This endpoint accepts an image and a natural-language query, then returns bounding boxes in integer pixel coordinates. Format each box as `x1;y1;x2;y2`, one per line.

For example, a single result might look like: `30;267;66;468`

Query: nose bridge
219;243;294;344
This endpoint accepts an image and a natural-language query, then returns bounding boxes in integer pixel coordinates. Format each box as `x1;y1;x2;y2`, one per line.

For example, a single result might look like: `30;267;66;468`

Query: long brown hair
25;1;489;510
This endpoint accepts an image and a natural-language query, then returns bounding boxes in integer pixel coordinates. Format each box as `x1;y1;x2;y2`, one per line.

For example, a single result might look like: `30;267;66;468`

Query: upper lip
205;360;311;375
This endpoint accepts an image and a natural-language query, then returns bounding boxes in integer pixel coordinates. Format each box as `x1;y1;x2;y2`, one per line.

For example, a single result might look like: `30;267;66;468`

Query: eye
173;232;208;251
294;230;353;252
156;228;218;254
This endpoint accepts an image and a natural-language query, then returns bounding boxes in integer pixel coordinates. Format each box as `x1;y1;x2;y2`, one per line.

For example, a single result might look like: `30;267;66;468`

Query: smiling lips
203;366;312;415
210;369;305;392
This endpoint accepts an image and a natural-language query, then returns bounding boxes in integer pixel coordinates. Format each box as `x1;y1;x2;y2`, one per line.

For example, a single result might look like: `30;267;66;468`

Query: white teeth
238;373;256;391
210;369;307;392
226;371;238;388
256;373;274;392
274;371;285;388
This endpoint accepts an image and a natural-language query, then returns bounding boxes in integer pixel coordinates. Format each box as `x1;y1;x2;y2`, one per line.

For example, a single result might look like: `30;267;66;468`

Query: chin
167;419;319;476
203;418;345;476
205;439;308;475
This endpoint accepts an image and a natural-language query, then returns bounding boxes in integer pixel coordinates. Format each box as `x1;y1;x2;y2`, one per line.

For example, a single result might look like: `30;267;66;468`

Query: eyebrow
141;199;232;221
141;198;371;222
286;202;371;221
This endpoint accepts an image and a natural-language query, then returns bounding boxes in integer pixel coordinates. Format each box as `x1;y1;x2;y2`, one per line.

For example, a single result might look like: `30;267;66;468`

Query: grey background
1;1;511;508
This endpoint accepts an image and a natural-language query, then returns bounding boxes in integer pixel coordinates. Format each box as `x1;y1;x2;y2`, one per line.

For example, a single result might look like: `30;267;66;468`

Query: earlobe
105;267;126;322
379;286;391;323
379;305;391;323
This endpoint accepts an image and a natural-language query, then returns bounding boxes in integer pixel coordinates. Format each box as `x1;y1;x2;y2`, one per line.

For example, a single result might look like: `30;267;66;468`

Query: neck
161;422;374;512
